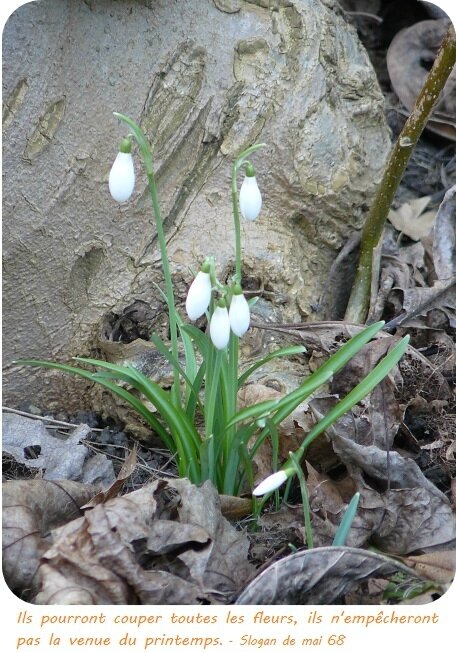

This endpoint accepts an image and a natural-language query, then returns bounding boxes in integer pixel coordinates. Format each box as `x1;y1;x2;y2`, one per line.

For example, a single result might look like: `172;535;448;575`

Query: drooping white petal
210;306;231;350
229;293;250;337
109;152;135;202
252;470;288;496
185;271;212;320
239;175;262;221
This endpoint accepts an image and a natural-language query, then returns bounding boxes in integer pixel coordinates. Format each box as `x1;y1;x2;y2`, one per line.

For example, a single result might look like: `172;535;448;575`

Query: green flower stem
289;452;314;549
205;351;221;435
222;333;238;466
231;160;243;282
231;143;265;281
114;113;180;405
345;25;456;323
146;173;180;403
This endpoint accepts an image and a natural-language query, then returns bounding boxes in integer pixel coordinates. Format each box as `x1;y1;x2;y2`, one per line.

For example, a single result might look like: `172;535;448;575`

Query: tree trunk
2;0;390;412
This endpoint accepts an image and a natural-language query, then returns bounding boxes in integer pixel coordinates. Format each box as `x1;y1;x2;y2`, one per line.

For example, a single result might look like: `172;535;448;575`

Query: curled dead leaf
387;19;456;141
386;277;456;330
219;494;252;520
84;447;138;507
2;479;97;598
236;547;419;605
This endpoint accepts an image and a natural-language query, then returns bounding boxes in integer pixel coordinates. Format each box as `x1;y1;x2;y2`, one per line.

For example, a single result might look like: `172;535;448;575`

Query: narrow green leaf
269;321;386;426
238;345;307;388
181;324;210;361
278;335;410;480
332;492;360;546
185;362;206;422
72;357;202;481
225;397;281;429
289;452;313;549
16;359;174;452
148;333;203;413
203;347;223;441
237;444;255;492
299;335;410;452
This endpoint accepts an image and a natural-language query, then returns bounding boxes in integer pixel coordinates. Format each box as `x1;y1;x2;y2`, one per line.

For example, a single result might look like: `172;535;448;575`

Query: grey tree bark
2;0;390;413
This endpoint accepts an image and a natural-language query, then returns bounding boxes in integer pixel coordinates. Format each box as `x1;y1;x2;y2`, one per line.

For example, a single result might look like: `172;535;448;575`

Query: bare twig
345;24;456;324
1;406;101;430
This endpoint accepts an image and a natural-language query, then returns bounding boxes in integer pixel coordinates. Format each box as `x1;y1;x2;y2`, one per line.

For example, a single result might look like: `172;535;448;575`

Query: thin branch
345;24;456;324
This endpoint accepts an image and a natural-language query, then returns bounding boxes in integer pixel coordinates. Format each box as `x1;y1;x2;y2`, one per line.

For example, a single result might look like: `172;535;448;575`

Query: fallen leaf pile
3;478;253;604
378;186;456;333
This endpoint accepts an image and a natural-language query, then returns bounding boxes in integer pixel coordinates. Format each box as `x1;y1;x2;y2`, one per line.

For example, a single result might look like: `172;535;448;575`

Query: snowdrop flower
210;300;231;350
252;470;288;496
239;163;262;221
109;138;135;202
186;267;212;320
229;287;250;337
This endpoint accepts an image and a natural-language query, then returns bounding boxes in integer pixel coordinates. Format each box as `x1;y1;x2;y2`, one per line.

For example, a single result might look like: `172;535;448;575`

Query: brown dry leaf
399;551;456;584
305;463;349;517
387;19;456;141
446;439;456;461
387;277;456;329
326;430;456;554
32;478;253;604
258;503;304;532
368;228;427;323
388;196;437;241
219;494;252;520
2;479;97;598
236;547;419;605
84;447;138;507
305;462;368;546
304;337;456;553
330;337;404;448
433;184;456;281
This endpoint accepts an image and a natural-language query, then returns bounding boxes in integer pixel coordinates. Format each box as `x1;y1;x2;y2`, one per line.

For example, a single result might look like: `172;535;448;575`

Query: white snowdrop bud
239;164;262;221
186;270;212;320
252;470;288;496
109;138;135;202
210;302;231;350
229;289;250;337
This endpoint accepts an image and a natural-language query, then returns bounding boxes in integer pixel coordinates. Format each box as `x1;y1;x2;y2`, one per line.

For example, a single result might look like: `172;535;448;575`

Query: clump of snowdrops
20;113;409;508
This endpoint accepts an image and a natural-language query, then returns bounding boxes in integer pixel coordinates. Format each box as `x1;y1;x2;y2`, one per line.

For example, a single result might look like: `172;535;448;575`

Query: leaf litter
3;477;253;605
6;312;454;604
